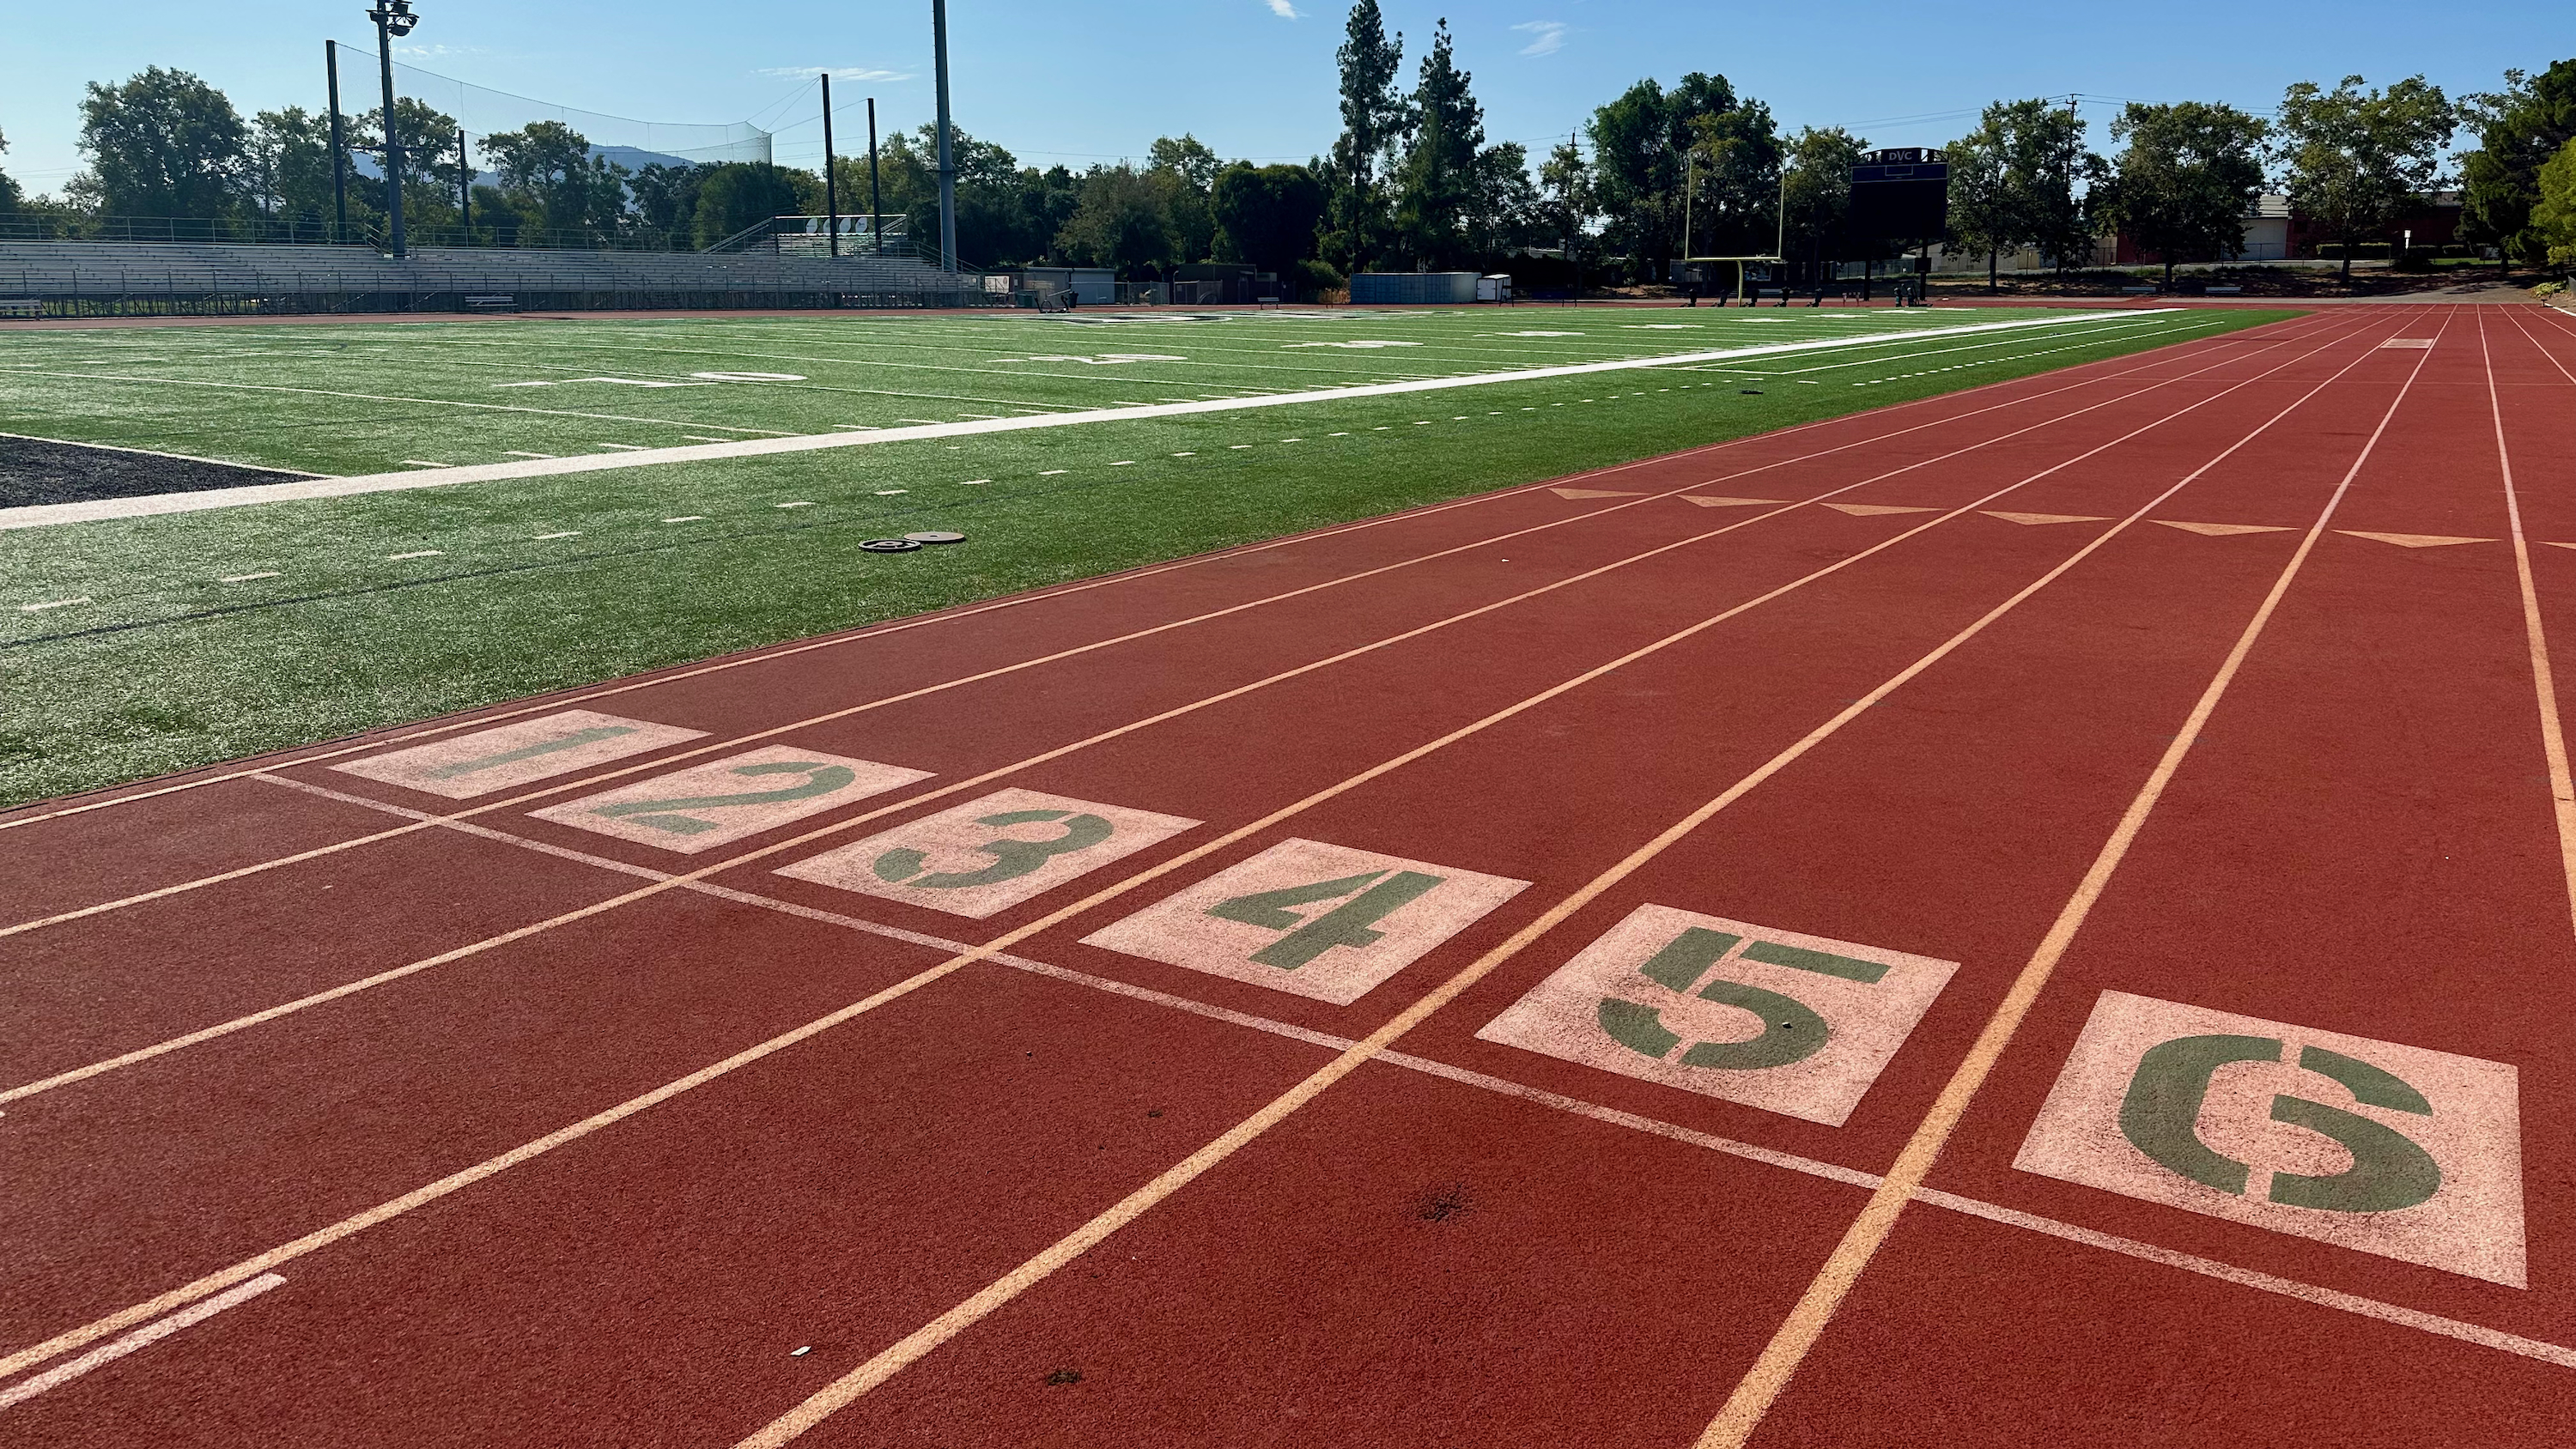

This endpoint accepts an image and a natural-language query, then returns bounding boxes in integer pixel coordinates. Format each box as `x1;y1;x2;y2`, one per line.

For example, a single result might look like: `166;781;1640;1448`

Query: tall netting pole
867;98;883;256
931;0;957;273
821;72;840;258
326;41;349;243
369;5;408;258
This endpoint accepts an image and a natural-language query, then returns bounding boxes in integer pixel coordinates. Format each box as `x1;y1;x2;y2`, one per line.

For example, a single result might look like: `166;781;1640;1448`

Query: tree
2532;136;2576;265
629;163;703;239
692;161;811;246
1943;122;2013;289
2092;101;2269;288
1781;125;1864;278
1684;96;1782;258
2275;75;2456;280
242;107;337;233
1213;162;1327;276
1464;142;1541;259
1586;73;1751;281
1538;136;1596;264
1057;165;1176;277
1944;99;2100;276
352;97;468;231
0;127;25;216
1145;134;1219;264
1392;19;1484;270
75;68;247;219
481;121;631;236
2458;61;2576;266
1324;0;1406;273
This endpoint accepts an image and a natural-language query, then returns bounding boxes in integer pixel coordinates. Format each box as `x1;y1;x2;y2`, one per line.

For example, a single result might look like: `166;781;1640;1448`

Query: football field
0;303;2281;804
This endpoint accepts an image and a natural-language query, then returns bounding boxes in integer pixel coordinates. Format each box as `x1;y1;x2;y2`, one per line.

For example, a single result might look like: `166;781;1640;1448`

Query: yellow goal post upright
1679;255;1786;305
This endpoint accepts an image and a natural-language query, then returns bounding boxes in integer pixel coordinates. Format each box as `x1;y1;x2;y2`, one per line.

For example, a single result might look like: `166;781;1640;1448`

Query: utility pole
367;0;420;258
325;41;349;242
867;98;884;257
821;72;840;258
930;0;958;272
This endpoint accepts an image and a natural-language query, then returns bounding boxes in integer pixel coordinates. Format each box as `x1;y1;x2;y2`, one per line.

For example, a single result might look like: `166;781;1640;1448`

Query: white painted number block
775;788;1200;919
331;710;708;799
526;745;932;853
2015;991;2524;1286
1476;904;1958;1126
1080;838;1528;1004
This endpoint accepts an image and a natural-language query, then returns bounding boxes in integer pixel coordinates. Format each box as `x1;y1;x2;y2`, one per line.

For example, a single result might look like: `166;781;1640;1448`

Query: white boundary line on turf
0;310;2175;531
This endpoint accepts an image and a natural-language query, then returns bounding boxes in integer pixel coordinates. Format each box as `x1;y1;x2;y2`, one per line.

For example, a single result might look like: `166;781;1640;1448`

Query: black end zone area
0;434;316;508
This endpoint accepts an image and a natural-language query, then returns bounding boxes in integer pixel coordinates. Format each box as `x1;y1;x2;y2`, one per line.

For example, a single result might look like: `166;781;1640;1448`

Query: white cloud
1267;0;1303;16
1511;21;1568;56
758;66;913;81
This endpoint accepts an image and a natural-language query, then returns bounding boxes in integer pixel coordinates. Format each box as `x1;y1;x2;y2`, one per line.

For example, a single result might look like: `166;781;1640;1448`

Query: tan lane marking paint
0;322;2366;1386
1983;510;2110;525
0;312;2313;839
2481;311;2576;938
1821;502;1939;517
2338;530;2499;549
1691;309;2444;1449
1550;487;1648;499
1682;496;1788;507
1;320;2343;940
2156;520;2294;537
191;778;2576;1381
230;779;2576;1379
729;317;2416;1449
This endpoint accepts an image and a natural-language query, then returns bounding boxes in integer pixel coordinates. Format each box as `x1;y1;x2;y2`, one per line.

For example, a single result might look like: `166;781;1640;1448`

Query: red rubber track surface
4;304;2571;1448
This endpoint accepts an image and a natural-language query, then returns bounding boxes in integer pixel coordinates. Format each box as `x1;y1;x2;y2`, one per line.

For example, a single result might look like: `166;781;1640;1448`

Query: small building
1170;264;1280;305
1350;272;1480;305
1016;267;1117;306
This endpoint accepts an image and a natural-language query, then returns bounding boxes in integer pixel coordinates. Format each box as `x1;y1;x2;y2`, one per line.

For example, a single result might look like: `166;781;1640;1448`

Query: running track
3;302;2573;1446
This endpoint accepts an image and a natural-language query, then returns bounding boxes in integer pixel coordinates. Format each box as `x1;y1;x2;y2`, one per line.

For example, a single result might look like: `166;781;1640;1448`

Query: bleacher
0;239;996;315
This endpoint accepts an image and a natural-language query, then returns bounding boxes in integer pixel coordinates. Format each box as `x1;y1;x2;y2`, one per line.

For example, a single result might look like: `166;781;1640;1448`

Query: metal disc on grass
903;530;966;544
859;538;923;553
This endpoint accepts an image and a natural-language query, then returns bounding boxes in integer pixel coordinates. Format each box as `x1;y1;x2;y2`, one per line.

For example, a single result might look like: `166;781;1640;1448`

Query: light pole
367;0;420;258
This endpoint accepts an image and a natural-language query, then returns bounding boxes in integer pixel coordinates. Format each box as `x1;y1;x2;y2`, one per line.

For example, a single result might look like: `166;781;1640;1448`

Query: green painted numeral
1206;868;1445;972
592;761;855;834
426;724;635;779
2119;1036;2443;1212
871;809;1115;889
1596;926;1838;1071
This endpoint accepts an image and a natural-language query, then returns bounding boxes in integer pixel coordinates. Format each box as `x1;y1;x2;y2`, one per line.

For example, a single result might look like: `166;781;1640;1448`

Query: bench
464;294;519;312
1255;295;1281;308
0;299;42;318
2204;286;2243;294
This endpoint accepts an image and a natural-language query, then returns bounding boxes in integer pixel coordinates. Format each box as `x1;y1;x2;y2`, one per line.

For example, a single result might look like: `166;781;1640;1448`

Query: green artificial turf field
0;303;2293;805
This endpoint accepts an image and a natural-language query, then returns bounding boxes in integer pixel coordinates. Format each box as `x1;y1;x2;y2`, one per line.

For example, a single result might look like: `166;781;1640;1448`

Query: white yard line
0;311;2172;532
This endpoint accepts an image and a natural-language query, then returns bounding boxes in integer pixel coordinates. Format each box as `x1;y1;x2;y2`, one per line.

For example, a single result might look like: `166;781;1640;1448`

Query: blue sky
4;0;2560;194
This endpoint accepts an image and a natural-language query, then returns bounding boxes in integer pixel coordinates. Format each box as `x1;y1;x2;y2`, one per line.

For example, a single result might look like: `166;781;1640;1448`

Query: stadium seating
0;239;988;311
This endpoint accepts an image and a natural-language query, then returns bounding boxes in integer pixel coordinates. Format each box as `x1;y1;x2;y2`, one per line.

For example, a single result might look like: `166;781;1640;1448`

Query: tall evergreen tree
1393;19;1484;270
1325;1;1405;272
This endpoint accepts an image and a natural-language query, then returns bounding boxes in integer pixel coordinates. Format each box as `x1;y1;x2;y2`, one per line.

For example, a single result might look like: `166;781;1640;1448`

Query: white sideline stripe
0;429;328;480
0;312;2170;531
0;1273;285;1410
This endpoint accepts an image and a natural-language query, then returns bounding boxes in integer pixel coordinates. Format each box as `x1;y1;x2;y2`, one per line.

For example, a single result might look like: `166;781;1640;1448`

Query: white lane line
1038;469;1067;475
0;312;2173;531
774;502;815;509
219;571;281;583
385;550;443;560
874;488;907;495
0;1273;286;1410
400;460;446;468
16;597;88;612
535;531;580;539
595;443;650;452
662;516;706;524
682;435;732;442
503;451;556;459
1109;460;1134;466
